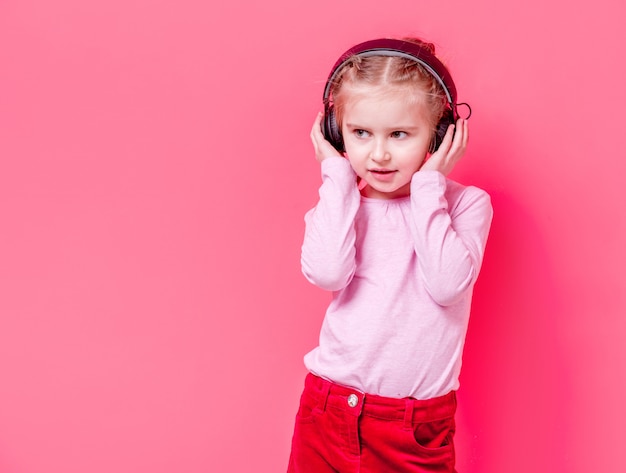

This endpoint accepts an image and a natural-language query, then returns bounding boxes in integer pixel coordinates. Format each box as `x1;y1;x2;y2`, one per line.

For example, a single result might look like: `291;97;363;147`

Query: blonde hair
328;38;448;136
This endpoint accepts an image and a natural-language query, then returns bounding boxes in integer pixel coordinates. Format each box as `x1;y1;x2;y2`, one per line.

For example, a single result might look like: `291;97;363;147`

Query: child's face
341;90;433;199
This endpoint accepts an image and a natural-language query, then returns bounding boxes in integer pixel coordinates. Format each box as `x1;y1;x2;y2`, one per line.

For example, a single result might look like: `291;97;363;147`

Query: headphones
322;38;470;153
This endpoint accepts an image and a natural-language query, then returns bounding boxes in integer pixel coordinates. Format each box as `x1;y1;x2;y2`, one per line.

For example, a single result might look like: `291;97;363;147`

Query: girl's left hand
419;118;469;176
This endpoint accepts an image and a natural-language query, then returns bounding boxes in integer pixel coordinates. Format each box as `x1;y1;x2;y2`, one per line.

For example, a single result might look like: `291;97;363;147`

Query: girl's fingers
442;122;456;148
435;123;455;158
310;112;321;138
460;119;469;146
310;113;324;147
313;112;324;138
311;112;342;162
448;119;468;156
451;119;465;146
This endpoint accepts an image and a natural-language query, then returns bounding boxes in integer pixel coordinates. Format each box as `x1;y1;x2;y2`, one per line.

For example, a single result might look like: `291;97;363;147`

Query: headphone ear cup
323;105;345;153
430;108;455;153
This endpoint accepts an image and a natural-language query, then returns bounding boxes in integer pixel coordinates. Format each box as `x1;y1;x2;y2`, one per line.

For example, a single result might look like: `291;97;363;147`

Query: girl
288;38;492;473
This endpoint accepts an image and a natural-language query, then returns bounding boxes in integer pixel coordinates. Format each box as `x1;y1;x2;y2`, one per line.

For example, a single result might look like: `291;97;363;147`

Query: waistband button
347;393;358;408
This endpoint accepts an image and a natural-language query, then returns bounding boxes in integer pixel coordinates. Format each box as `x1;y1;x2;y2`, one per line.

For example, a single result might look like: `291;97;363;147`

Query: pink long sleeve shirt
301;157;493;400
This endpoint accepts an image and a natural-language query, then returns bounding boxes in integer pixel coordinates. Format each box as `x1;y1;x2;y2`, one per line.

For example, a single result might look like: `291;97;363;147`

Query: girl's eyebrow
345;123;420;131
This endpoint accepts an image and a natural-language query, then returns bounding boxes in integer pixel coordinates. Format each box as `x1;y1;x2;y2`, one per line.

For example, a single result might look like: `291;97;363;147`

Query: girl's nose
370;139;390;162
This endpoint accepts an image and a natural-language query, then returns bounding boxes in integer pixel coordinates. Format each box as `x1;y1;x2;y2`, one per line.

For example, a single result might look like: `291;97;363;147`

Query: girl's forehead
343;92;432;124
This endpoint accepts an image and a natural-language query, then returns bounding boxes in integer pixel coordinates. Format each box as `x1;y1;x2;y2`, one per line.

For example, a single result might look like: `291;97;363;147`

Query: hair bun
401;37;436;55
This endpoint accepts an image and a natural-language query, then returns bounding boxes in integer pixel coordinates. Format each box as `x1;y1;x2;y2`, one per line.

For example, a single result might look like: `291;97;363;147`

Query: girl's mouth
369;169;397;182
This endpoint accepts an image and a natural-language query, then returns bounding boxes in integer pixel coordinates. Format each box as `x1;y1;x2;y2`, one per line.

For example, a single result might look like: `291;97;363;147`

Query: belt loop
403;398;415;430
318;379;331;413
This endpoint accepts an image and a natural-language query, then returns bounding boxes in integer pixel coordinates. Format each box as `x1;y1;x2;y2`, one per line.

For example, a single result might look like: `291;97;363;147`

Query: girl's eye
391;131;407;139
354;129;370;138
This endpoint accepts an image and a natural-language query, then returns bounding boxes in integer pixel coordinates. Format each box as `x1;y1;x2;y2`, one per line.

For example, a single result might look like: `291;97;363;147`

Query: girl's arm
301;115;360;291
410;172;493;306
411;119;492;305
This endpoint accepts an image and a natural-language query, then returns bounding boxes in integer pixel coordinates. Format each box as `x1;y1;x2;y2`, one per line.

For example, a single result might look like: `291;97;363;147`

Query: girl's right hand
311;112;343;163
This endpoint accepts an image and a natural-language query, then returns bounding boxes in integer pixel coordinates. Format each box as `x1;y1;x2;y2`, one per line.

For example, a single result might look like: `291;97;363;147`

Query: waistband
304;373;456;424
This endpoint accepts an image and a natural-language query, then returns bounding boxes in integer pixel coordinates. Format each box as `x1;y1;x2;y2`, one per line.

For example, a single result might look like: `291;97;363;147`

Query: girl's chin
361;181;411;199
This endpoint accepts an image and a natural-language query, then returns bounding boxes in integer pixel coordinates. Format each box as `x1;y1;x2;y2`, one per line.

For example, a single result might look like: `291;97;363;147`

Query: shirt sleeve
409;170;493;306
301;158;361;291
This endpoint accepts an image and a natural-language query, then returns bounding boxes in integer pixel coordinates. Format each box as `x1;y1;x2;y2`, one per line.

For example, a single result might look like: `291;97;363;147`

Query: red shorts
287;373;457;473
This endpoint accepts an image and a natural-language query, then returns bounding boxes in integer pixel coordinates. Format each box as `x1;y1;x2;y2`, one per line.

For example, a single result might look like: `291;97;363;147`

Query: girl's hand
420;118;469;176
311;112;343;163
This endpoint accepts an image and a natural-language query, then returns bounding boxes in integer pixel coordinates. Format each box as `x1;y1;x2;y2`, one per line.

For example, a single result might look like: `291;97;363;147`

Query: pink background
1;1;625;472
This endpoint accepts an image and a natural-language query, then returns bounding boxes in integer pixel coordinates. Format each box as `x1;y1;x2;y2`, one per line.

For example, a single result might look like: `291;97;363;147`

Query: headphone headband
323;38;458;117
